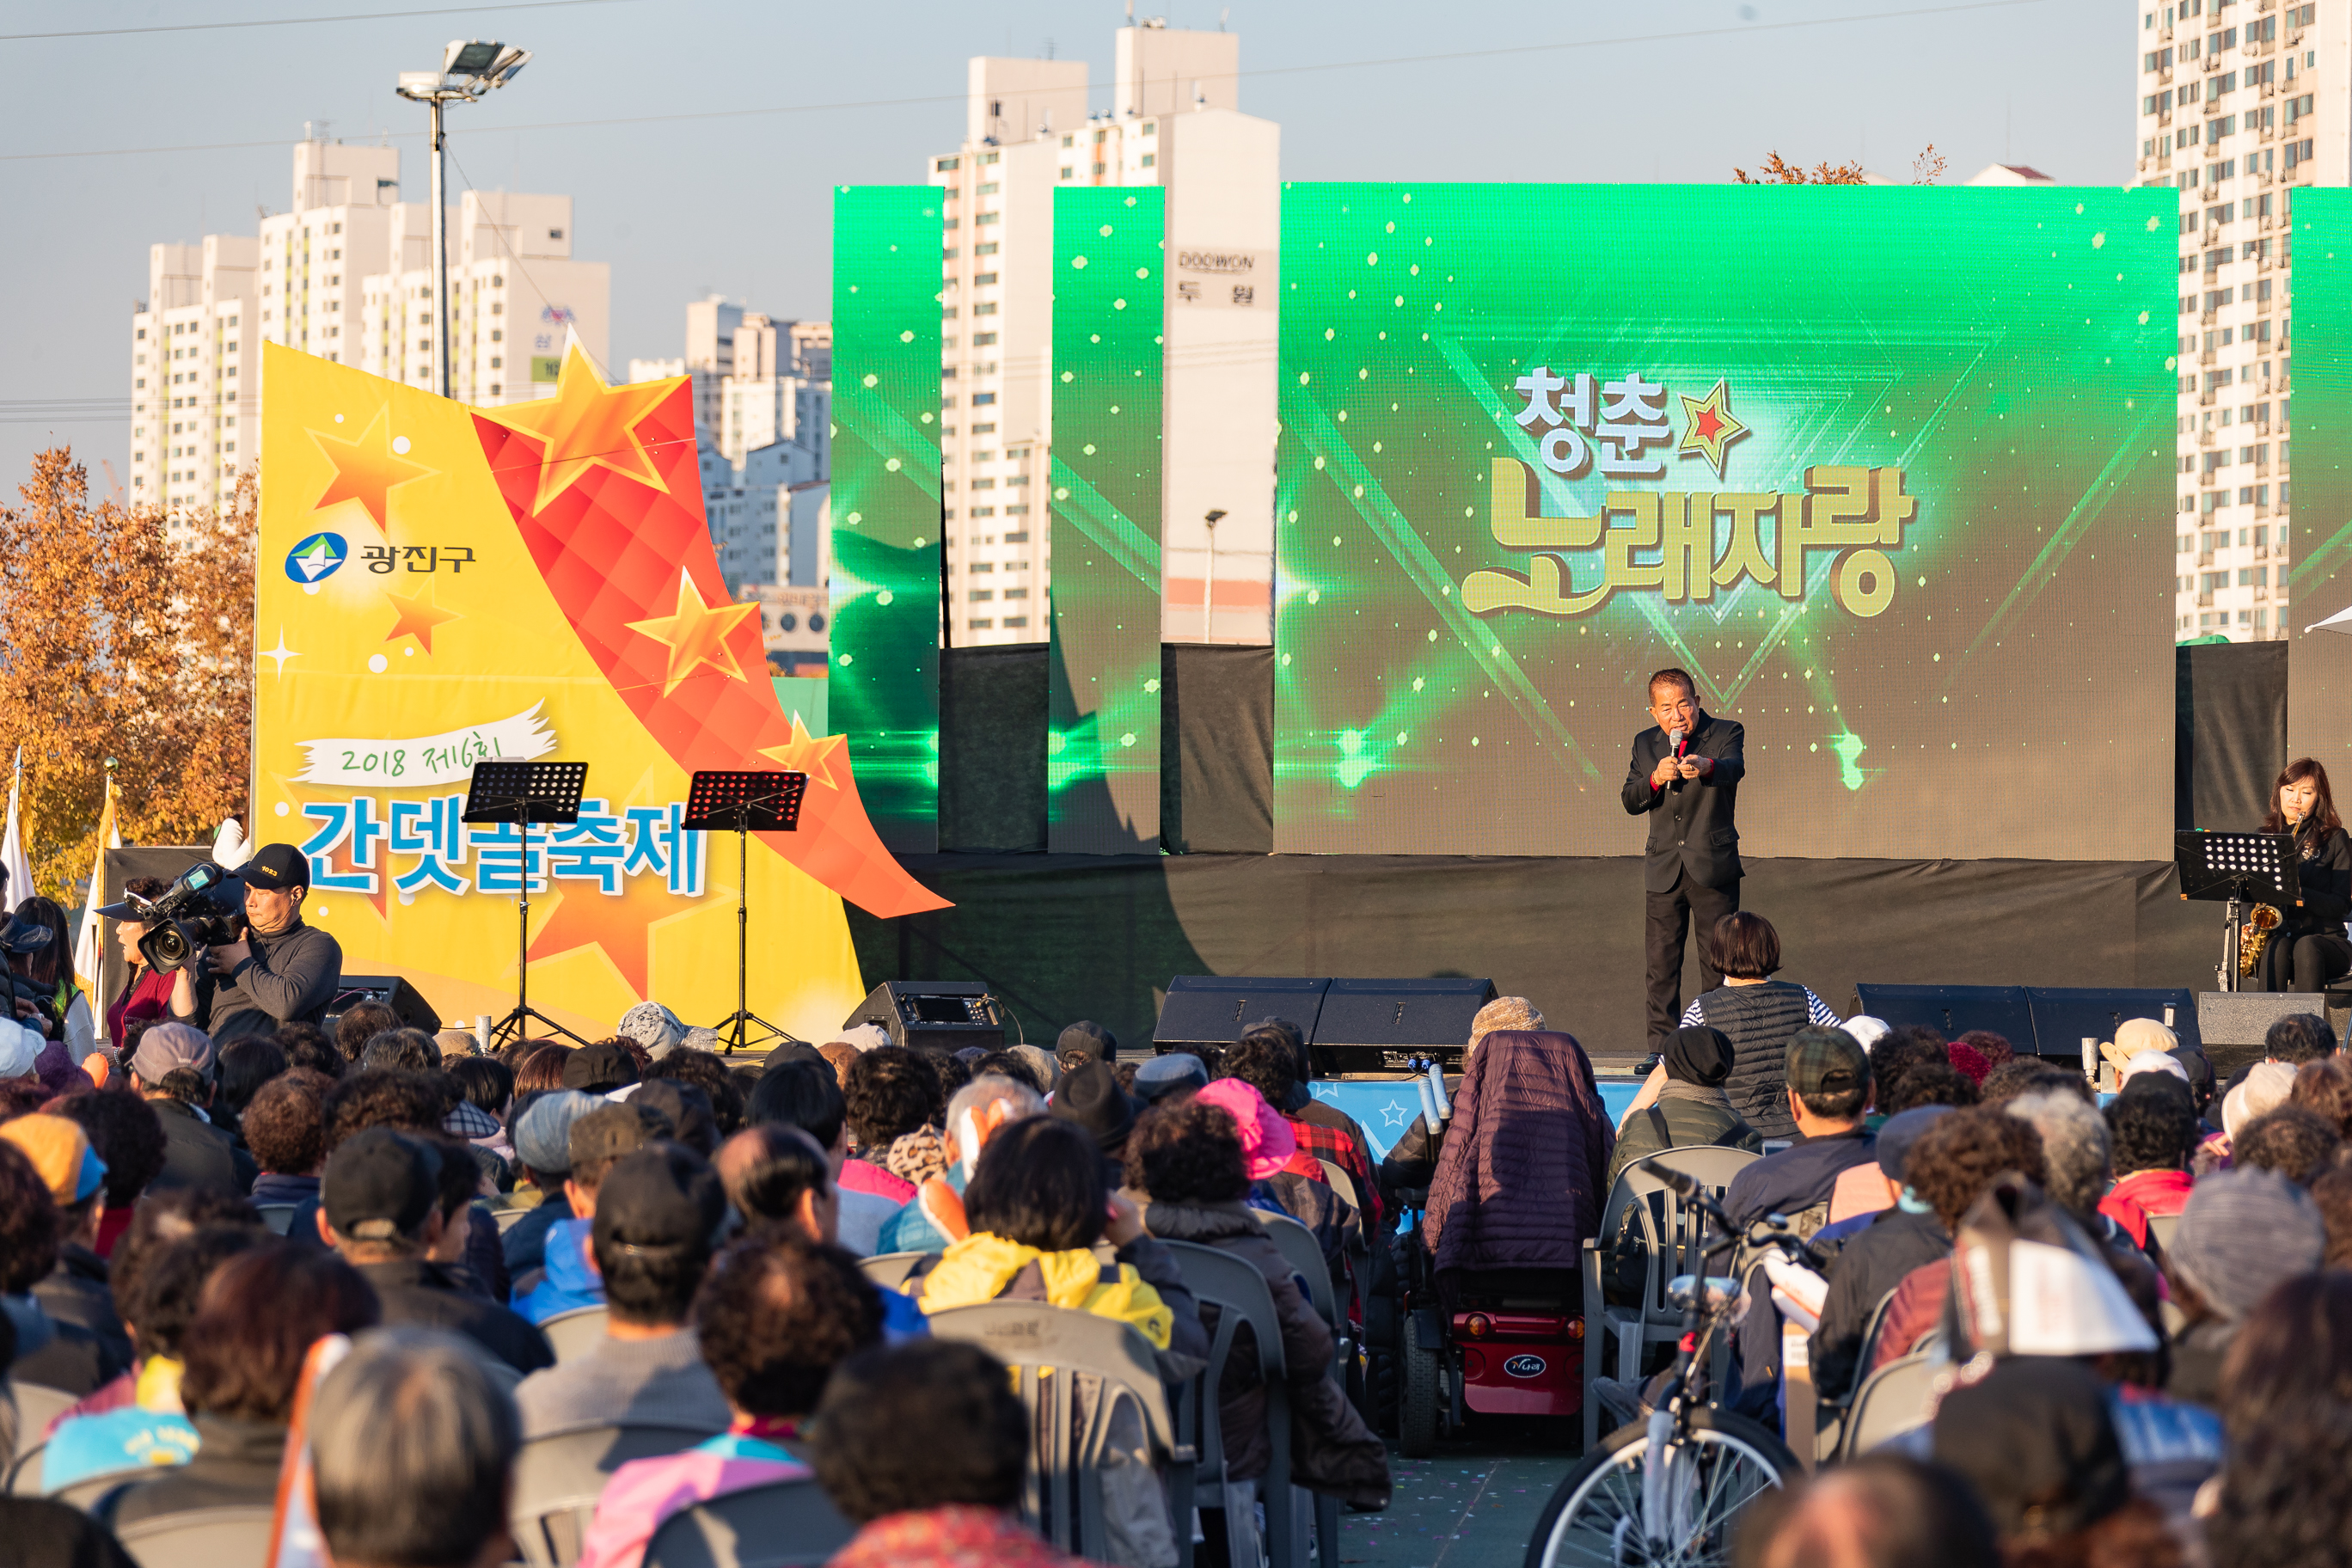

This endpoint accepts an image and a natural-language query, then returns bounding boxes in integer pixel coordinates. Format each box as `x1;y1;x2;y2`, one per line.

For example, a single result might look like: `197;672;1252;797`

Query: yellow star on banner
383;582;462;653
1676;378;1750;479
625;569;762;696
484;343;676;514
759;712;850;791
309;405;432;529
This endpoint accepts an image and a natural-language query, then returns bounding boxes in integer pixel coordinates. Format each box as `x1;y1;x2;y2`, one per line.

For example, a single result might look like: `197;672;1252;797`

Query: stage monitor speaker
1853;984;2035;1050
1310;977;1499;1075
2196;990;2342;1051
2024;987;2201;1061
325;976;441;1037
1155;977;1331;1069
845;980;1008;1055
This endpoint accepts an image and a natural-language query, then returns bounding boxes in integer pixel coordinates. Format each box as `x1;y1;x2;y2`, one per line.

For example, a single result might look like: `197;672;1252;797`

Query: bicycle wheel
1522;1408;1798;1568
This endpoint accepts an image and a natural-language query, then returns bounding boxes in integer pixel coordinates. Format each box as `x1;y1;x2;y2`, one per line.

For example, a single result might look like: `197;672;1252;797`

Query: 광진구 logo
285;531;348;585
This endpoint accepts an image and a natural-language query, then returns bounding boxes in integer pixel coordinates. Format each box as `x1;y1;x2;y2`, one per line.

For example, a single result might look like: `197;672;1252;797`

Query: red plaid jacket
1287;1113;1382;1228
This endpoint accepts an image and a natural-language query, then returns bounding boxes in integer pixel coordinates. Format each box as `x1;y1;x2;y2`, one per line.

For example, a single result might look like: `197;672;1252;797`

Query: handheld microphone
1669;726;1687;790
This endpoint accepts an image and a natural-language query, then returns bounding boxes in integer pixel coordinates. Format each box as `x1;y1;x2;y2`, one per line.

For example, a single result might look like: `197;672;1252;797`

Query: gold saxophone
2242;903;2284;977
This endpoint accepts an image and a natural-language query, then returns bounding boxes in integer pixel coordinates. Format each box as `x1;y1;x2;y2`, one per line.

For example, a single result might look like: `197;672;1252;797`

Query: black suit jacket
1620;712;1746;892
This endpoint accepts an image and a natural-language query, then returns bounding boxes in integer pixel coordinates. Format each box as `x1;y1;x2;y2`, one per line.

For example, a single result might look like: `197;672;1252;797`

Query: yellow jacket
915;1231;1174;1350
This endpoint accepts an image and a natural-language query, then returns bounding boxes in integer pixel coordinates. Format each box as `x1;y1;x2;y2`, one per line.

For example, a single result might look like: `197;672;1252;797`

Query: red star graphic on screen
383;584;461;653
524;874;683;1000
472;346;947;919
1676;379;1750;479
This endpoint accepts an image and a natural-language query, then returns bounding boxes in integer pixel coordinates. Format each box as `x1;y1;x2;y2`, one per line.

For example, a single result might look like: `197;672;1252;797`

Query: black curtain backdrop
2177;640;2287;831
848;853;2218;1061
940;644;1050;853
1161;645;1274;854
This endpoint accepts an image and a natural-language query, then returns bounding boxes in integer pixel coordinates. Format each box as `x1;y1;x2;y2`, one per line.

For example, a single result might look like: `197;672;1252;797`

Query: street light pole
426;95;448;397
397;40;530;402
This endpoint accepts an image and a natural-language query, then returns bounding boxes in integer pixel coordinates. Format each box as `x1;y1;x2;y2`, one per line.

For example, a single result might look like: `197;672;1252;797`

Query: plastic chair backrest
1315;1157;1361;1212
1163;1240;1295;1568
255;1204;299;1235
1607;1147;1760;1324
1852;1284;1901;1387
858;1252;927;1294
539;1305;610;1363
3;1441;39;1496
2146;1210;2183;1251
53;1466;150;1513
641;1476;856;1568
510;1422;716;1568
8;1383;74;1461
113;1504;278;1568
1253;1212;1339;1332
1842;1351;1938;1456
923;1302;1183;1559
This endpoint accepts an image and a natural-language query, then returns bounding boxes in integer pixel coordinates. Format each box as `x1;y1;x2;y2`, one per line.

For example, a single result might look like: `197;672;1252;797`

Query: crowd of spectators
0;991;1395;1568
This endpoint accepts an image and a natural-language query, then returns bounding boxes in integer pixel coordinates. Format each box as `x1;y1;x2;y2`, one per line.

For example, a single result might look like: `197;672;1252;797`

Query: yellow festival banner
254;342;947;1042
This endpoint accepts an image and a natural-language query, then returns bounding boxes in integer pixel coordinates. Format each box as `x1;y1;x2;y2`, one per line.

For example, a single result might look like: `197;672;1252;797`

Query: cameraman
168;843;343;1044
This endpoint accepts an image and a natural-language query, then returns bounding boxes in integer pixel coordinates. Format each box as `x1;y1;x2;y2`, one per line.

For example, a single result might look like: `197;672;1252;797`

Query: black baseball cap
564;1039;640;1093
242;842;311;891
323;1127;441;1240
630;1081;715;1154
592;1144;724;1256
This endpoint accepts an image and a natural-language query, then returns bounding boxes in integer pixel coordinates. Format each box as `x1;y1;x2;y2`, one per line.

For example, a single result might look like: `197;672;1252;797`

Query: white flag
0;747;32;913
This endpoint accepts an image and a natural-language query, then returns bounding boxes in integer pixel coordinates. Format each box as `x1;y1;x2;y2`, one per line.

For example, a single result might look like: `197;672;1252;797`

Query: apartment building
2137;0;2324;640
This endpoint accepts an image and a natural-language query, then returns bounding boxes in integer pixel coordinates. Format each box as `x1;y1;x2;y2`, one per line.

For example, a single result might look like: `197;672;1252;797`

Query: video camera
0;914;61;1030
99;862;248;973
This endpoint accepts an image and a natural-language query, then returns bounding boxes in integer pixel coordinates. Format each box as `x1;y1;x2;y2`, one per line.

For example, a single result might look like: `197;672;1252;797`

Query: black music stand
464;760;591;1048
2176;829;2302;992
683;769;809;1054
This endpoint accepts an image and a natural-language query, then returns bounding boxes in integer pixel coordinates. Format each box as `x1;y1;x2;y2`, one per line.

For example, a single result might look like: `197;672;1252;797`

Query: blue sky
1;0;2129;490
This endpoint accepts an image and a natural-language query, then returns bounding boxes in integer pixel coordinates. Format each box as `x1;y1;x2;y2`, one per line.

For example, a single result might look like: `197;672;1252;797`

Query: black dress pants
2255;928;2352;993
1645;873;1740;1046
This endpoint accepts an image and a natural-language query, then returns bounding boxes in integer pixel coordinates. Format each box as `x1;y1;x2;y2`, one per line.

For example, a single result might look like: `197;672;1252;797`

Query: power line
3;0;2048;163
3;0;641;44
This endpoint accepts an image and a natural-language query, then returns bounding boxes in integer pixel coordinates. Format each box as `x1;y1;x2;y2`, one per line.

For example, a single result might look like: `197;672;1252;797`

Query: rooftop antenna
1220;6;1229;28
1125;0;1134;20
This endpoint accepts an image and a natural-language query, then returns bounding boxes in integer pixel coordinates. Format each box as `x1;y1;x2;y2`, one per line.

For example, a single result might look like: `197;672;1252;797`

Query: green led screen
1049;187;1165;854
2285;187;2352;763
1274;183;2177;861
831;185;944;853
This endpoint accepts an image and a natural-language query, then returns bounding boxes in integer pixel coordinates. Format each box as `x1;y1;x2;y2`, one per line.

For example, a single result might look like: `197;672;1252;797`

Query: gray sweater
513;1326;732;1438
188;919;343;1042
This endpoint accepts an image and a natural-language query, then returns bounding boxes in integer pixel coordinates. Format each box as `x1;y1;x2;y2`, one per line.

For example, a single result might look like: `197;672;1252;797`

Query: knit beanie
2171;1166;2325;1321
512;1089;599;1177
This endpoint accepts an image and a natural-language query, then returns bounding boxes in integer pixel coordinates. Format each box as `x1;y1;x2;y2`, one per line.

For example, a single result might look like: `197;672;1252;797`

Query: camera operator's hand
206;939;252;977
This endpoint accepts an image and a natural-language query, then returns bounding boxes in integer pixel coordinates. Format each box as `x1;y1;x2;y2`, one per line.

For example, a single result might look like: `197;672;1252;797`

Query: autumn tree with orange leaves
0;450;255;902
1735;144;1949;185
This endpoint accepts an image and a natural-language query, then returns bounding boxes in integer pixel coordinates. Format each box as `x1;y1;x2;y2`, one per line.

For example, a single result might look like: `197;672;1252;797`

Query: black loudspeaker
324;975;441;1036
846;980;1008;1054
2024;987;2201;1061
1853;984;2037;1050
1154;977;1331;1070
1311;977;1499;1075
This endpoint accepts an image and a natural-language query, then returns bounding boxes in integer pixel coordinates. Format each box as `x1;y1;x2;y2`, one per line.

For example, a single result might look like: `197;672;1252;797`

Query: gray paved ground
1339;1423;1582;1568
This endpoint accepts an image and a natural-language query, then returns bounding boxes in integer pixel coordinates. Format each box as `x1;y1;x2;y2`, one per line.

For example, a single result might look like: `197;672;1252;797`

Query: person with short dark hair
41;1225;260;1491
744;1060;898;1254
841;1047;943;1204
1624;667;1748;1050
2234;1105;2343;1185
212;1036;287;1141
243;1069;331;1207
317;1128;551;1374
270;1019;345;1079
578;1234;886;1568
1877;1059;1978;1117
1731;1451;1999;1568
2264;1009;2337;1066
1127;1098;1389;1522
563;1038;640;1094
107;1239;379;1529
646;1046;746;1136
126;1020;257;1197
1865;1026;1951;1115
334;1000;401;1063
1865;1109;2049;1373
1219;1032;1381;1228
513;1143;732;1438
360;1026;441;1074
2313;1164;2352;1270
812;1339;1079;1568
511;1101;667;1323
162;843;344;1044
56;1087;168;1259
716;1124;836;1241
1681;913;1843;1142
309;1326;522;1568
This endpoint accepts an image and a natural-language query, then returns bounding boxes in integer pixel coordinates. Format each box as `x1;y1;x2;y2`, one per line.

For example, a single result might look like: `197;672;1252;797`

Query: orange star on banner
309;405;432;529
383;583;462;652
625;569;763;697
1676;378;1750;479
758;713;850;792
483;344;675;515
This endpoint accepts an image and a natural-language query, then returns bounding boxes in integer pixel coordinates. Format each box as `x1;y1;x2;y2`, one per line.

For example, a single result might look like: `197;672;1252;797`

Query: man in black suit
1621;668;1746;1047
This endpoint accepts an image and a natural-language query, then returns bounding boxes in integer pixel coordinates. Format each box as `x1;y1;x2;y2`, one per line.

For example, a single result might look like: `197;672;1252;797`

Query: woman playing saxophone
2251;757;2352;994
